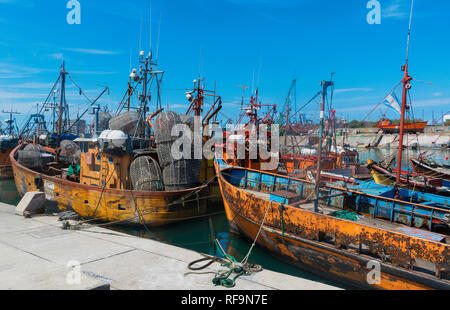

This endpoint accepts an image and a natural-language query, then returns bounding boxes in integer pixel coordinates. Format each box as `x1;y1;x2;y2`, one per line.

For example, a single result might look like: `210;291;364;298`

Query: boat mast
314;79;334;212
56;61;68;138
2;109;19;136
284;79;296;147
396;0;414;184
193;79;204;117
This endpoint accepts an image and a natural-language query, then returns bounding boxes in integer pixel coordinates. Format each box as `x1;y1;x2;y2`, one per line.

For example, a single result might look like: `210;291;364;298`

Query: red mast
396;0;414;184
185;78;222;124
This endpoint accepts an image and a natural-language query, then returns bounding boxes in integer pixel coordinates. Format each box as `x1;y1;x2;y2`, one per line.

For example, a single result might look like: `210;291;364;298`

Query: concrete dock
0;202;341;290
282;129;450;150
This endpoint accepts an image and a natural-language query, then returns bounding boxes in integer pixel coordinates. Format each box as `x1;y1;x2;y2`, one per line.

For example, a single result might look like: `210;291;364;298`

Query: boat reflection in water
0;179;20;205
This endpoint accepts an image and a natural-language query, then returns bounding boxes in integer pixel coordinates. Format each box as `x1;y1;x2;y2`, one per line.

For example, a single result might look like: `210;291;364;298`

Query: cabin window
108;156;113;164
342;156;356;164
96;155;101;162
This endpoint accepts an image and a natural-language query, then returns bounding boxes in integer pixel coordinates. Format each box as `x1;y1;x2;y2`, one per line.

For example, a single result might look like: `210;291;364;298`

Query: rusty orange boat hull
10;145;216;227
375;121;428;134
0;147;15;179
215;161;450;290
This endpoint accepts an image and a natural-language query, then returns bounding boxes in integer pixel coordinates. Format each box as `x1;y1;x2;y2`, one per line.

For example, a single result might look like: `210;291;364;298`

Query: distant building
68;119;86;136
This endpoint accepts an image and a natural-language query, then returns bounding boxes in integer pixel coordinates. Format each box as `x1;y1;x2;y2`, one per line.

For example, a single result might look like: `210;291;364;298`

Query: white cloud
49;53;64;60
0;62;51;79
0;82;54;89
413;97;450;108
0;0;35;7
170;104;190;109
334;88;373;94
70;70;117;75
0;89;48;100
383;0;409;20
333;96;377;103
226;0;299;9
62;48;119;55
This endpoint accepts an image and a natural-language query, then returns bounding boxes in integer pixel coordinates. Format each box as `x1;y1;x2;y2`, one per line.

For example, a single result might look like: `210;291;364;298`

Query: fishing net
155;111;183;167
60;140;81;165
17;150;46;170
162;160;200;191
97;111;112;132
155;111;202;185
129;156;164;191
329;210;359;222
109;111;144;136
23;144;44;152
180;115;195;132
155;111;181;143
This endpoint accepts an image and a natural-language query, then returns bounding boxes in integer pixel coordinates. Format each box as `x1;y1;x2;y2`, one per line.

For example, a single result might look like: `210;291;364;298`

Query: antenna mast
238;85;250;119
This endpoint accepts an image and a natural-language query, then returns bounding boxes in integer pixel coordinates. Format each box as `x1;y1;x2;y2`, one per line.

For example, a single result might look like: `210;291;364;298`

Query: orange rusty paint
215;162;450;290
11;145;214;227
0;147;14;178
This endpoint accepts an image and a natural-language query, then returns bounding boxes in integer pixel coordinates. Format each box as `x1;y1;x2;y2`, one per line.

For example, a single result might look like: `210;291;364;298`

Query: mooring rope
187;201;272;288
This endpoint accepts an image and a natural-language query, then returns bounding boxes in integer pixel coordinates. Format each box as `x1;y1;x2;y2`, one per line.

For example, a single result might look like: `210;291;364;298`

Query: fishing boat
366;1;449;196
368;159;450;196
280;79;371;181
220;88;278;172
278;80;318;136
0;136;18;179
410;156;450;181
216;0;450;289
11;53;221;226
214;158;450;289
375;118;428;134
0;110;20;179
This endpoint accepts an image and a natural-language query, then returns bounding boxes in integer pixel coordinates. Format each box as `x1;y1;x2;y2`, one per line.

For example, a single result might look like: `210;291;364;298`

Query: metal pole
57;61;66;137
314;80;333;212
396;0;414;185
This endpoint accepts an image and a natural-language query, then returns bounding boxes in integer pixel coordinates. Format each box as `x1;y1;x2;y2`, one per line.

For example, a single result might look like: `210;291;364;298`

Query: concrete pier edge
0;202;341;290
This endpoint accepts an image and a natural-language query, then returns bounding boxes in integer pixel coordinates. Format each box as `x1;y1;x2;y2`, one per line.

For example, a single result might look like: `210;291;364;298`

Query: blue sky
0;0;449;129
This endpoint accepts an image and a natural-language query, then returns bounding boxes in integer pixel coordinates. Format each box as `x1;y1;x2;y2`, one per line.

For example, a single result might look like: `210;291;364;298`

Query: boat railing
221;168;450;232
219;168;450;280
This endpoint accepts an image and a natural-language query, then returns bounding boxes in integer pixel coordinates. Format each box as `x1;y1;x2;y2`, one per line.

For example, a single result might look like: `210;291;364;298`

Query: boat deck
241;187;448;278
242;187;449;242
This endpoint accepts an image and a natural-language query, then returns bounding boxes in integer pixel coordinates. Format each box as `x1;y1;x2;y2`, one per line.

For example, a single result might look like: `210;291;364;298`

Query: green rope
189;203;271;289
212;240;243;288
329;210;359;222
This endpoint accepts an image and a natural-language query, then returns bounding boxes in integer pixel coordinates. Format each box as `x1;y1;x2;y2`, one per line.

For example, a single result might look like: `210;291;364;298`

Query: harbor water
0;148;448;289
